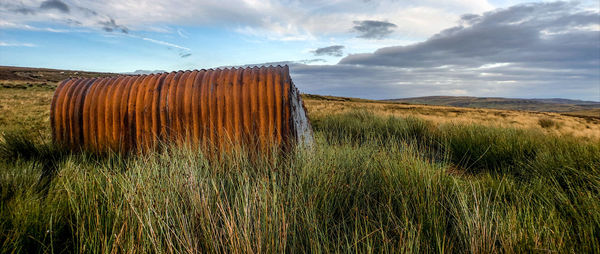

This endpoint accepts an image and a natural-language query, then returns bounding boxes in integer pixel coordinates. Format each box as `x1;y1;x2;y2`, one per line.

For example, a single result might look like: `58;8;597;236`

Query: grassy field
304;95;600;140
1;77;600;252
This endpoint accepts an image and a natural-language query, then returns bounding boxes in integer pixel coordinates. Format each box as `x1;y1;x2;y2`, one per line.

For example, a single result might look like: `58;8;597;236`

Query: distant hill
387;96;600;115
527;98;600;106
0;66;116;83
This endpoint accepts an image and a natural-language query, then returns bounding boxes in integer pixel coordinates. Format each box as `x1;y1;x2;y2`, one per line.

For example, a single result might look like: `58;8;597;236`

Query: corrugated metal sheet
50;65;313;153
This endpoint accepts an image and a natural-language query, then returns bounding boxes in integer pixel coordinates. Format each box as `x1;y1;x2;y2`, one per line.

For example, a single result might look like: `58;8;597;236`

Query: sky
1;0;599;100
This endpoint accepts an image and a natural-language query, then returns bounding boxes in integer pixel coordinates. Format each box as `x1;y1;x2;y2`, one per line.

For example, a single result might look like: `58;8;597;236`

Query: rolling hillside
387;96;600;117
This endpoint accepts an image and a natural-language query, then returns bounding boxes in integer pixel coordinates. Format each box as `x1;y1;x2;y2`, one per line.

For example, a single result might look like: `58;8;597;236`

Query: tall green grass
1;110;599;253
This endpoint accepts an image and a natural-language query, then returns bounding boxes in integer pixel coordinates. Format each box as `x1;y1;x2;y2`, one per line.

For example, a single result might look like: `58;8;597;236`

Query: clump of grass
439;124;540;175
311;110;436;146
0;132;40;161
538;117;559;129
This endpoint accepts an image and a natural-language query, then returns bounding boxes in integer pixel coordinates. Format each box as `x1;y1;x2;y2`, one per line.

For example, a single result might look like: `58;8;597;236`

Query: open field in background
304;95;600;140
1;67;599;252
0;83;55;138
0;66;115;139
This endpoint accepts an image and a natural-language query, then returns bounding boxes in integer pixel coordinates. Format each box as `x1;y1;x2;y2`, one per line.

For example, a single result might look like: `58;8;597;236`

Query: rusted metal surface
50;65;313;153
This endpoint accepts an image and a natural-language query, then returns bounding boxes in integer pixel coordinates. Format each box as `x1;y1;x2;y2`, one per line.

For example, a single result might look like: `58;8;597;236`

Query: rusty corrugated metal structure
50;65;313;153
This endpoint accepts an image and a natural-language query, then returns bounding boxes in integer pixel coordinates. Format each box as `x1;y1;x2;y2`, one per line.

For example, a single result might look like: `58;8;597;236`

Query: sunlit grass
1;110;599;253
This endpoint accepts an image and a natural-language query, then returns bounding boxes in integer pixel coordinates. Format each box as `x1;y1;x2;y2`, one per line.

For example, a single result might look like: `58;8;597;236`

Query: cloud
75;6;98;16
40;0;69;13
128;70;167;74
225;58;326;69
312;45;344;57
340;2;599;69
2;0;496;42
177;28;189;38
4;0;197;59
99;18;129;33
352;20;397;39
0;2;36;15
14;7;36;15
138;35;193;58
141;37;190;51
0;41;37;47
288;61;598;101
0;20;68;32
65;18;82;26
297;59;327;64
285;2;599;101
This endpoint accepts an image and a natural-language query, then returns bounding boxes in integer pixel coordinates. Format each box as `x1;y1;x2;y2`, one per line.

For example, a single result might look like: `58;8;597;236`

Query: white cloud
0;20;68;32
1;0;496;41
0;41;37;47
176;28;189;38
141;37;190;51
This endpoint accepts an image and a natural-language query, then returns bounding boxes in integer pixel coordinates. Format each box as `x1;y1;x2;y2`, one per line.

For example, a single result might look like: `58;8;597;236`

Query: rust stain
50;65;313;153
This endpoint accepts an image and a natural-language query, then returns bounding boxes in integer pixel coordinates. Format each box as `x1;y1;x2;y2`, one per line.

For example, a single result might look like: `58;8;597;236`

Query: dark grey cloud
179;52;192;58
352;20;397;39
40;0;69;13
341;2;599;69
289;60;599;100
64;18;82;26
99;18;129;34
298;59;326;64
459;13;479;23
284;2;600;101
312;45;344;57
0;2;36;14
14;7;35;14
76;6;98;16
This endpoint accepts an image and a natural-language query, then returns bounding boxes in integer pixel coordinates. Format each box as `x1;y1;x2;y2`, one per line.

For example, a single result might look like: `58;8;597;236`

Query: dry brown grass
303;96;600;140
0;81;55;140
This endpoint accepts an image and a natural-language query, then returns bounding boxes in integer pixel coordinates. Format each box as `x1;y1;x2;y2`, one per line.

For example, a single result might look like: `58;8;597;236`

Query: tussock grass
1;111;599;253
538;118;557;129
